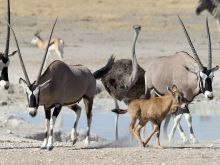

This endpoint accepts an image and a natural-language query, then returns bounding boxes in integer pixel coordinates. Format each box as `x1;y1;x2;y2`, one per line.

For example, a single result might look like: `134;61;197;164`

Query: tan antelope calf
119;85;186;148
31;30;64;61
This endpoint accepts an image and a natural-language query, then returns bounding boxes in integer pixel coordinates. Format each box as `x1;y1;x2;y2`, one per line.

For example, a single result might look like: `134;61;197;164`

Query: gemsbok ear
184;65;197;75
8;50;17;57
39;79;51;90
19;78;27;89
211;65;219;72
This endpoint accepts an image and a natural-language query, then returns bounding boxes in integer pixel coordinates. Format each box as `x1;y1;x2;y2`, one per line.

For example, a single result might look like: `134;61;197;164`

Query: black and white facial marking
19;78;51;117
196;0;216;15
0;53;10;90
199;66;219;99
0;51;17;90
23;82;39;117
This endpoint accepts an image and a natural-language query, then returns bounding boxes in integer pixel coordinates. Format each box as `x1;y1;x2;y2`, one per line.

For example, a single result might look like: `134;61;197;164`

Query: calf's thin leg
156;123;161;147
143;124;158;147
129;116;137;134
133;121;147;146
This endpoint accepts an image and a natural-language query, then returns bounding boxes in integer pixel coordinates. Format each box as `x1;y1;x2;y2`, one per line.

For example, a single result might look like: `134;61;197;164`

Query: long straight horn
206;18;212;69
178;15;204;70
130;25;141;82
4;0;10;59
35;17;58;85
7;23;31;86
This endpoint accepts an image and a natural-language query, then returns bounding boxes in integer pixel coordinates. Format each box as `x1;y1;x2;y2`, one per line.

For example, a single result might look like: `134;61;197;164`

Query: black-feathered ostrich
93;25;145;140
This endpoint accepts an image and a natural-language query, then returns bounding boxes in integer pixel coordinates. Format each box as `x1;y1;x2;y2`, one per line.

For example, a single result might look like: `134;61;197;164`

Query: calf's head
167;85;186;113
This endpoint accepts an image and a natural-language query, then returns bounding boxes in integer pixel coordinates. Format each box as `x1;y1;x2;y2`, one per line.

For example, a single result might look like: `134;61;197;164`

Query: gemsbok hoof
47;145;54;151
40;145;47;150
72;138;78;146
84;137;90;147
140;142;145;148
181;138;190;145
40;141;47;149
142;142;149;148
190;137;199;144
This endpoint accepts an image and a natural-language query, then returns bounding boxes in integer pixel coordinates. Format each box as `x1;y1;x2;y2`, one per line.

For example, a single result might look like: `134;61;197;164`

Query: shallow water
17;104;220;142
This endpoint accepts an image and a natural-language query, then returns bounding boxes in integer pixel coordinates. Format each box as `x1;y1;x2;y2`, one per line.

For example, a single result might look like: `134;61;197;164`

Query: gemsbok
0;0;17;90
9;18;97;150
142;16;219;144
31;29;64;61
118;85;186;148
93;25;145;140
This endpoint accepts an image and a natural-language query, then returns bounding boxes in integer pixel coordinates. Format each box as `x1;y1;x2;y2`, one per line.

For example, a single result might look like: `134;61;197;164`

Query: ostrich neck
129;32;138;86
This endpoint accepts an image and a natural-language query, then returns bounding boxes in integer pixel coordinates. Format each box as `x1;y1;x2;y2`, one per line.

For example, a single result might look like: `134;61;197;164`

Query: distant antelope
31;29;64;60
9;18;97;150
118;85;186;147
0;0;17;90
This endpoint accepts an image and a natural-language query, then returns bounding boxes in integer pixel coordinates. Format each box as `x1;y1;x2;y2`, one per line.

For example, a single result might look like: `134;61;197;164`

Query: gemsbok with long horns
0;0;17;90
9;18;97;150
93;25;145;140
141;16;218;143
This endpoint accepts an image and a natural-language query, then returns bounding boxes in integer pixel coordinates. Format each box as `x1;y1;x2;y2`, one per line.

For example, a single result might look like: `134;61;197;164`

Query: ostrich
93;25;145;140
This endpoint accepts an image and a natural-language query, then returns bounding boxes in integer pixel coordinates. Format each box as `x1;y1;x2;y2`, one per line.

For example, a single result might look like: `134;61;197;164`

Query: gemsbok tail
93;55;115;79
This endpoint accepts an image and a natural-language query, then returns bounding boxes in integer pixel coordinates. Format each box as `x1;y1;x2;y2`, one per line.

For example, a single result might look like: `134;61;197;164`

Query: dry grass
0;0;198;30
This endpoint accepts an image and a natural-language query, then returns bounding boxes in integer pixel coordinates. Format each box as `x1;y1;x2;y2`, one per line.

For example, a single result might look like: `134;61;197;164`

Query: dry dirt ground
1;145;220;165
0;0;220;164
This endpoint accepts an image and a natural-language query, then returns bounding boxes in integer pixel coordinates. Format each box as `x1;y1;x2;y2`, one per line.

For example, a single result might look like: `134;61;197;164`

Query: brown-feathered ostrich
93;25;145;140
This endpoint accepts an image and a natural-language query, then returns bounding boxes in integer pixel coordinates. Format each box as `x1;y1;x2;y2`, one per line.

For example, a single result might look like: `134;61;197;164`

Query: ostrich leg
111;98;120;141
